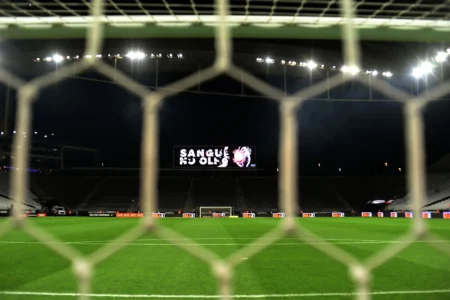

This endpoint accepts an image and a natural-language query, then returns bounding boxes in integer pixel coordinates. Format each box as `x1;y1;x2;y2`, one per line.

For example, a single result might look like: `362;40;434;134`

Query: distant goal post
199;206;233;218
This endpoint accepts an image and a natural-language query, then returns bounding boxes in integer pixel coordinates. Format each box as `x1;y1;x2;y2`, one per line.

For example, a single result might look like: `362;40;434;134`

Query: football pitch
0;217;449;299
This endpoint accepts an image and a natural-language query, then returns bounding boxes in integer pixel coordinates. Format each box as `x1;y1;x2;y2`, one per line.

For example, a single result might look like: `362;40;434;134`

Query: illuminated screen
152;213;165;218
302;213;315;218
332;212;345;218
443;212;450;219
422;212;431;219
273;213;286;218
174;146;256;168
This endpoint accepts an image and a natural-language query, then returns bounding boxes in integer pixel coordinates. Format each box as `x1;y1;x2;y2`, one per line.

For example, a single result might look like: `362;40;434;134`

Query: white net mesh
0;0;450;299
1;0;450;40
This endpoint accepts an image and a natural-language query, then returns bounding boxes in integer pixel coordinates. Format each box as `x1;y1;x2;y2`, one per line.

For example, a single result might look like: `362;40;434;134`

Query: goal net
199;206;233;218
1;1;450;300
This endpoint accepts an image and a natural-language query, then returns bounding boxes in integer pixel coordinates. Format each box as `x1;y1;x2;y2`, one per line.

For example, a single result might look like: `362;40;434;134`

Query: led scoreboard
302;213;315;218
183;213;195;218
273;213;286;218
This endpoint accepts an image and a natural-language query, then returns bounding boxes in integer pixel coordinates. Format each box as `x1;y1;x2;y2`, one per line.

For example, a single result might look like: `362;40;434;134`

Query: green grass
0;217;449;299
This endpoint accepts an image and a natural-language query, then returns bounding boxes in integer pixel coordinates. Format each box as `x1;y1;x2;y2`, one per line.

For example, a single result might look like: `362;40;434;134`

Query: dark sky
1;39;449;175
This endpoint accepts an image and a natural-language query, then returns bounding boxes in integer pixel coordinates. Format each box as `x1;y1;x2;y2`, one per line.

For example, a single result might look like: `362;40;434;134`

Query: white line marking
0;289;449;298
137;238;380;242
0;240;447;246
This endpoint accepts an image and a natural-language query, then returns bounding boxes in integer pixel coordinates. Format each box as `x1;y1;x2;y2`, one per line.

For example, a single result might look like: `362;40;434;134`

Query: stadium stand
22;172;412;213
191;177;240;208
389;174;450;211
158;177;191;210
31;175;101;208
238;177;277;210
81;177;138;211
0;172;41;210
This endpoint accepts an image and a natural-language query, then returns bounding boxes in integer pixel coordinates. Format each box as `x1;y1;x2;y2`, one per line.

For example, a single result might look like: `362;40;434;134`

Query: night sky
1;39;449;175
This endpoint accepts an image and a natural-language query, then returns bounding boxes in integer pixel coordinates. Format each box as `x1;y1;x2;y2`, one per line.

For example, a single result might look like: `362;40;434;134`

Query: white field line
0;240;447;246
0;289;450;298
138;238;381;241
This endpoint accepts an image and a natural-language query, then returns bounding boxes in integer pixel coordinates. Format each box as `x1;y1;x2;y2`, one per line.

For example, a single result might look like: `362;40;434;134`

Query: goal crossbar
1;15;450;41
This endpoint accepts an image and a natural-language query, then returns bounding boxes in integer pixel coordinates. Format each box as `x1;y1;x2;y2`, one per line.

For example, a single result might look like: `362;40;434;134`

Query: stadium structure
0;40;449;218
1;148;450;218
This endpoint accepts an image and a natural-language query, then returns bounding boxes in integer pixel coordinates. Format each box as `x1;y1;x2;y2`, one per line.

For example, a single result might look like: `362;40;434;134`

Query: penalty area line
1;290;450;298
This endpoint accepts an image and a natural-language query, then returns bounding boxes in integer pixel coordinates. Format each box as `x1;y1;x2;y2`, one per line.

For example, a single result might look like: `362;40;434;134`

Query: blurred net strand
0;0;449;300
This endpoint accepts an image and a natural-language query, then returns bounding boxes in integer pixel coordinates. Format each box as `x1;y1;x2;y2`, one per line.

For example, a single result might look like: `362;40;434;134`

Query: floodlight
177;53;183;58
168;53;173;58
0;132;3;135
126;51;145;60
382;71;392;77
307;60;317;70
341;65;359;75
45;57;52;62
265;57;274;64
372;70;378;76
281;60;285;64
412;61;433;78
52;54;63;63
96;54;102;58
435;51;448;63
156;53;162;58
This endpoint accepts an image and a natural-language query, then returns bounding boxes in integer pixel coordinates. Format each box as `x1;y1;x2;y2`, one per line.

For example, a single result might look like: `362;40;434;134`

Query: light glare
126;51;145;60
435;51;448;63
52;54;63;63
307;60;317;70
